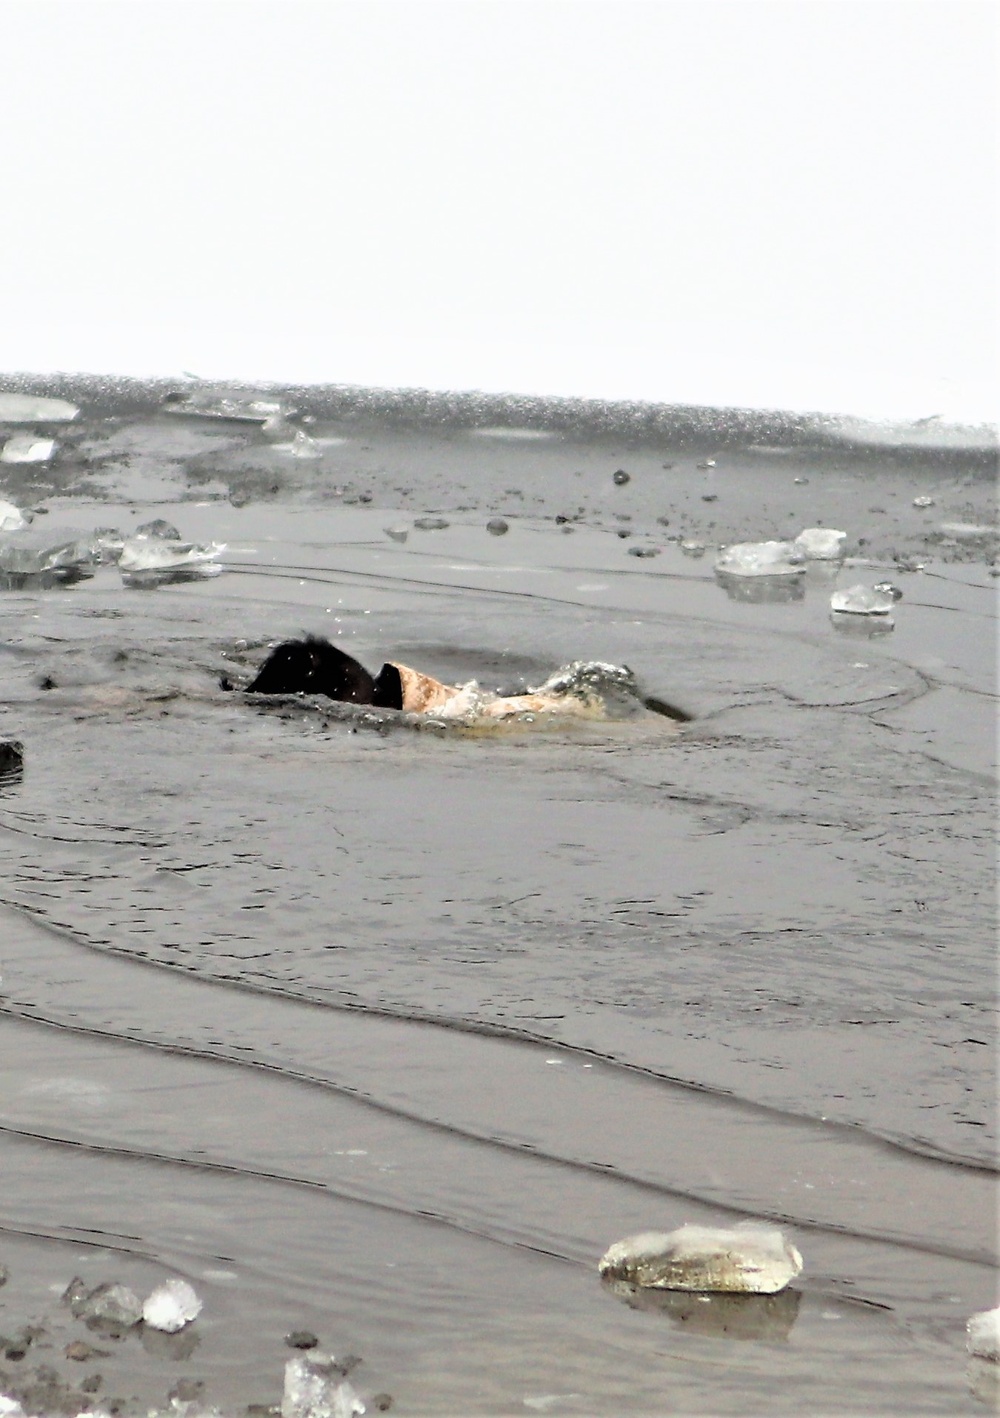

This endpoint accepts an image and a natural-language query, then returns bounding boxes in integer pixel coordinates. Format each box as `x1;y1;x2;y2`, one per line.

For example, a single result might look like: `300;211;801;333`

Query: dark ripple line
0;1002;994;1269
2;895;993;1177
0;1120;577;1269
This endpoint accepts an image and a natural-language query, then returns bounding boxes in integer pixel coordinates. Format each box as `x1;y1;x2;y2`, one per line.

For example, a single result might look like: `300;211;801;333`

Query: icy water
0;379;997;1415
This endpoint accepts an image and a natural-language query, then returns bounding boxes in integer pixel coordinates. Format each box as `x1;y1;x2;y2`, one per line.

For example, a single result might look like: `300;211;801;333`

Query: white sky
1;0;996;419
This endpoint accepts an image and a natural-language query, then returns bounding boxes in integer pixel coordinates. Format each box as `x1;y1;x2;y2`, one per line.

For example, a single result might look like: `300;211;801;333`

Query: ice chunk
71;1279;143;1328
1;435;56;464
0;500;29;531
0;526;98;577
0;1396;27;1418
486;518;509;536
119;538;224;586
413;516;449;531
162;390;287;423
0;392;78;422
288;430;323;460
830;584;896;615
384;526;408;544
794;527;847;560
598;1222;803;1294
912;495;935;508
142;1277;202;1332
282;1354;366;1418
967;1306;1000;1361
715;541;804;577
872;581;903;601
135;518;182;540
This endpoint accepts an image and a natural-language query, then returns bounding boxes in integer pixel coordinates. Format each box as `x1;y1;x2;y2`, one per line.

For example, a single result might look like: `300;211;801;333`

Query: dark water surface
0;381;996;1415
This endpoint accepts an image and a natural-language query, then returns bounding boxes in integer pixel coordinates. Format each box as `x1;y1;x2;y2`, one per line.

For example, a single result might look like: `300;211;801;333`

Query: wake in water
234;635;674;727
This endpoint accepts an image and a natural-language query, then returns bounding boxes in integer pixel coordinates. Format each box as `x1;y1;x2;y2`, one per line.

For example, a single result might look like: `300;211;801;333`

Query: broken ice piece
142;1277;202;1332
714;541;804;577
135;518;182;540
830;584;896;615
967;1306;1000;1361
912;495;935;508
1;435;56;464
413;516;449;531
793;527;847;560
72;1280;143;1328
598;1222;803;1294
872;581;903;601
119;538;225;582
282;1353;366;1418
162;391;286;423
0;500;29;531
384;526;408;544
0;392;78;422
0;526;98;576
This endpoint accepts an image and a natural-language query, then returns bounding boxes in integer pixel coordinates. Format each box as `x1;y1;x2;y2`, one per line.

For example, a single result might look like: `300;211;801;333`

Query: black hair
246;636;377;703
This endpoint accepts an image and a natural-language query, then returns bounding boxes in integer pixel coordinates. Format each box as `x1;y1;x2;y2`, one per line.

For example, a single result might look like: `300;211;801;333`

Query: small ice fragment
872;581;903;601
912;495;935;508
135;518;182;540
697;459;716;469
939;521;998;541
830;584;896;615
290;429;322;459
612;469;630;485
628;545;659;558
162;391;287;423
0;526;97;576
598;1222;803;1294
0;500;29;531
0;393;78;422
794;528;847;560
413;516;449;531
72;1280;143;1327
0;1396;27;1418
282;1354;366;1418
967;1306;1000;1360
384;526;408;544
486;518;509;536
1;435;56;464
119;538;225;583
679;539;706;557
142;1277;202;1332
714;541;804;577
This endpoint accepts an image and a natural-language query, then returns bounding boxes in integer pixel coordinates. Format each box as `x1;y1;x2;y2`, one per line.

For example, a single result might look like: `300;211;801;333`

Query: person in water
242;636;598;719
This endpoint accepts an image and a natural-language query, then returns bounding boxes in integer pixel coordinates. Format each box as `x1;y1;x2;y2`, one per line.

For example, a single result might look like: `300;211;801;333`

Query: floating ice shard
830;584;896;615
0;500;29;531
71;1279;143;1328
135;518;182;540
794;527;847;560
142;1278;202;1332
0;393;78;422
967;1306;1000;1361
1;435;56;464
413;516;449;531
289;429;323;460
119;538;225;586
162;390;286;423
913;495;935;508
282;1354;366;1418
384;526;409;543
598;1222;803;1294
714;541;804;577
0;526;97;577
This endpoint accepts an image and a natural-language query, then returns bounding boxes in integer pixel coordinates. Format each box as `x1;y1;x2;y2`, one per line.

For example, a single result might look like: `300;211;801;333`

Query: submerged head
247;636;378;703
